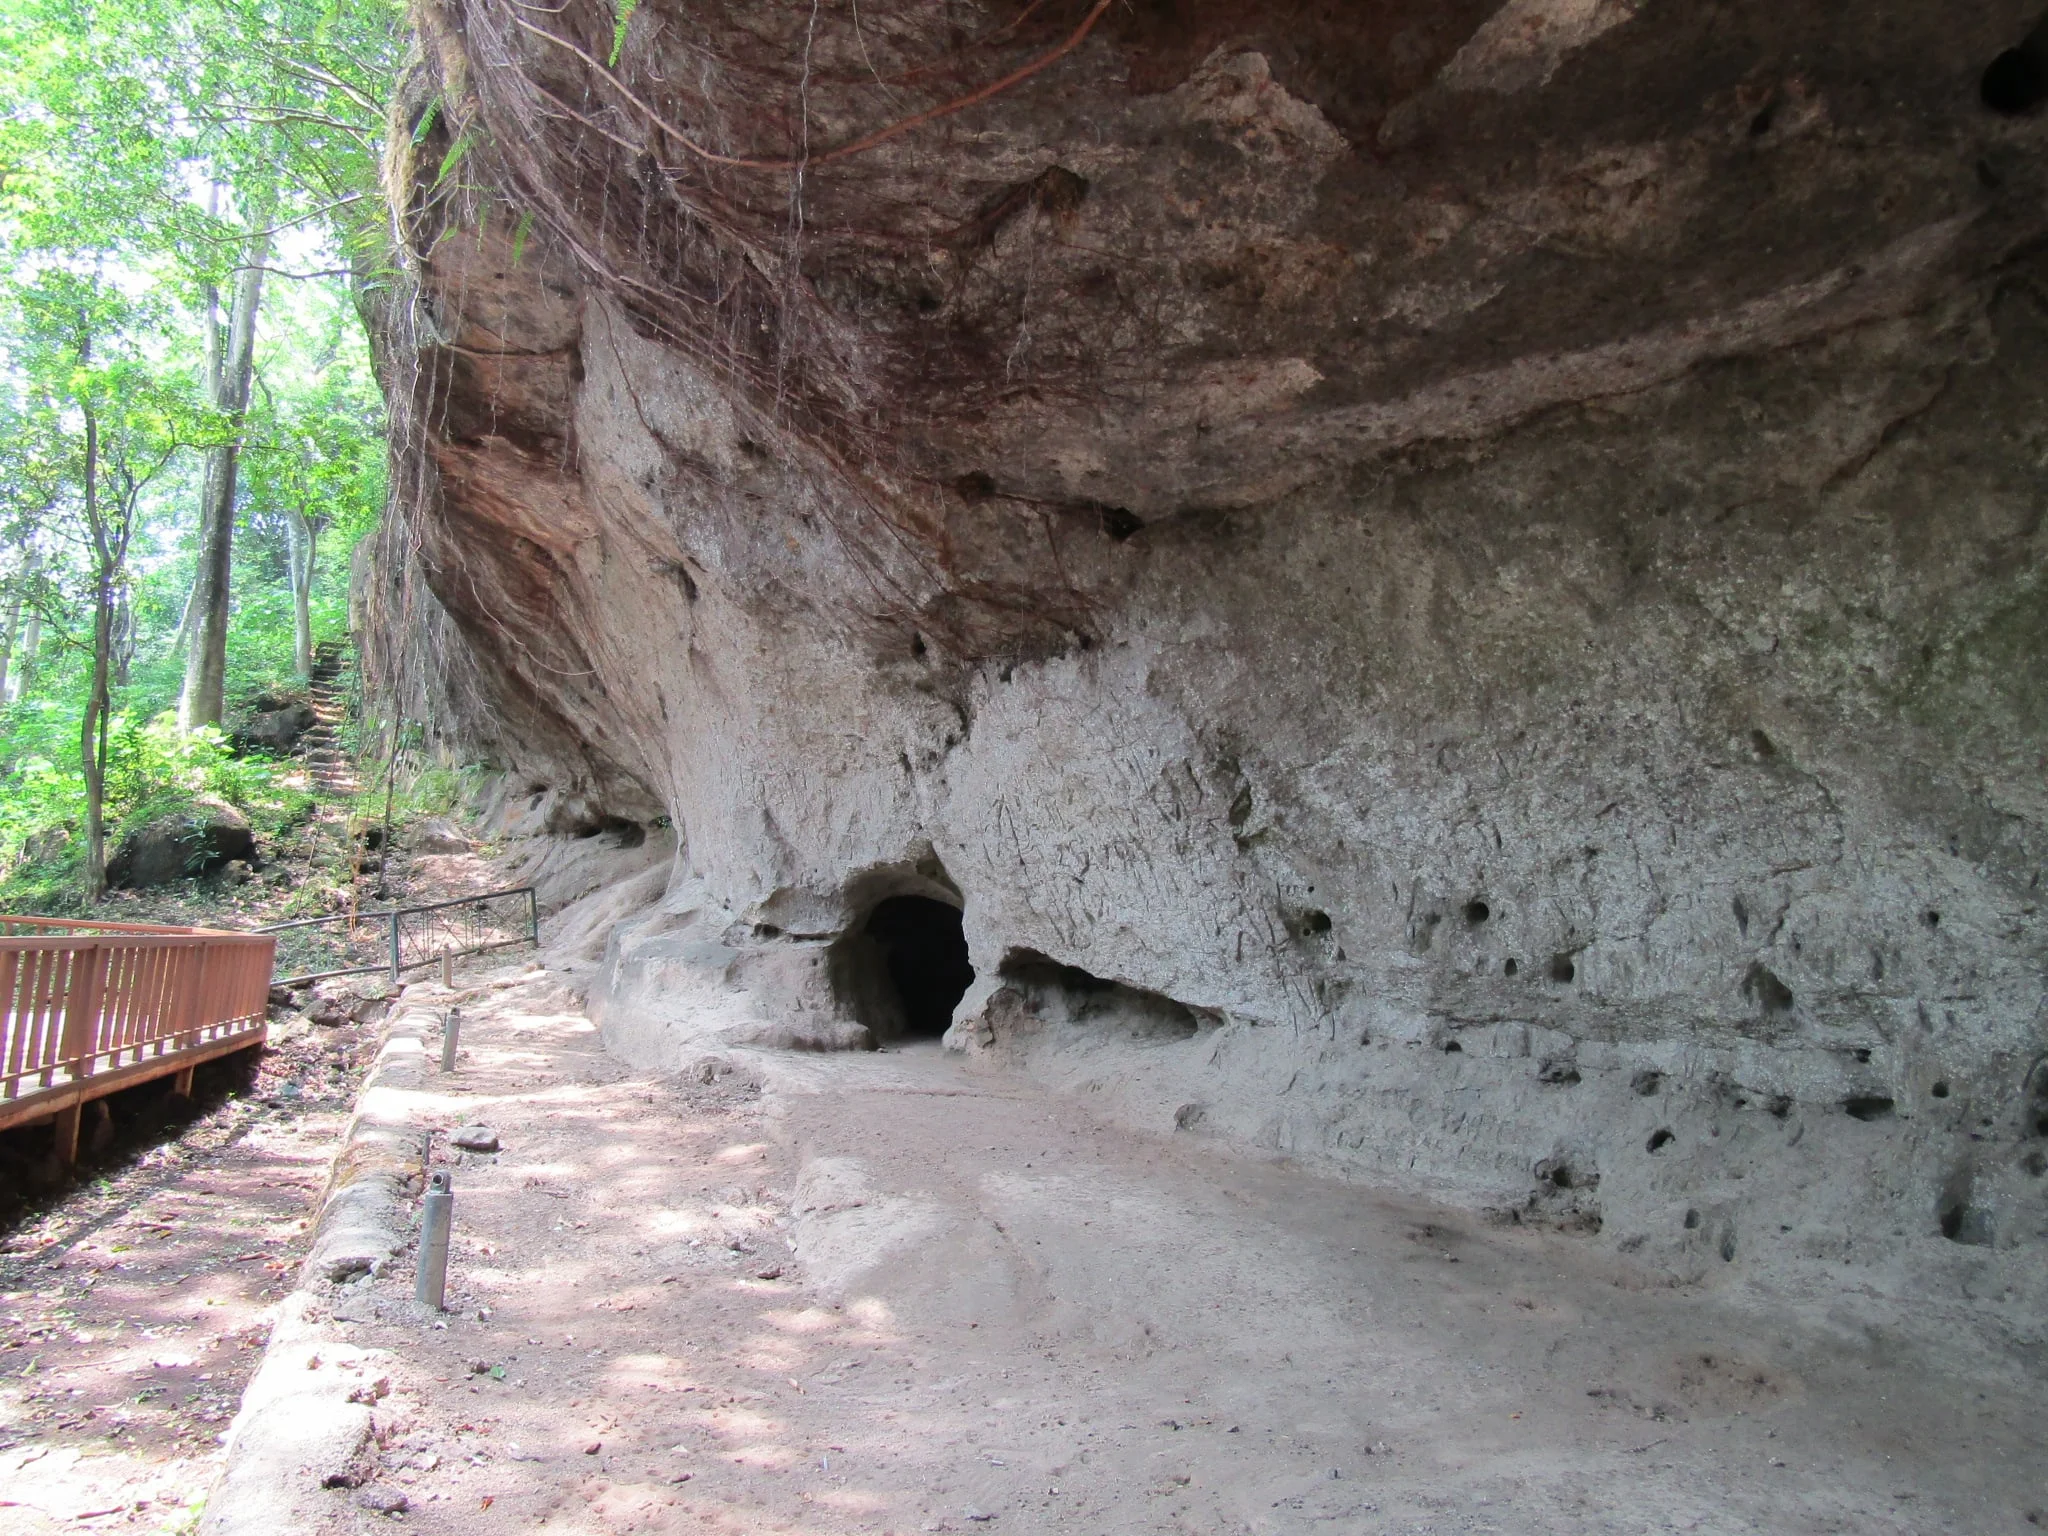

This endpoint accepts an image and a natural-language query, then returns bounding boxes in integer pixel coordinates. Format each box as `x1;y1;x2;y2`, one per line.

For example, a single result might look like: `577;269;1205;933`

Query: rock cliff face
367;0;2048;1310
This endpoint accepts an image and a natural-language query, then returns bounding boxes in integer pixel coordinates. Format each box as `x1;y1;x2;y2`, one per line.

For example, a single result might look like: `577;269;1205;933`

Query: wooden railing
0;916;275;1153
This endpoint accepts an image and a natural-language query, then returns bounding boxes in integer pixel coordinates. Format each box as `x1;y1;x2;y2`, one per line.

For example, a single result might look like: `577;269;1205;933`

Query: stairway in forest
302;641;360;798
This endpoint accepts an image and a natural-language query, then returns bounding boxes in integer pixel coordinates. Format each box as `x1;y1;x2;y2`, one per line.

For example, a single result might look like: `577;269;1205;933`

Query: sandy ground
0;1012;379;1534
227;963;2045;1536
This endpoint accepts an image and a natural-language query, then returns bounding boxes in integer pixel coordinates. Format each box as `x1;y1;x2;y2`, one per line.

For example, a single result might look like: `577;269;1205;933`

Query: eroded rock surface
361;0;2048;1319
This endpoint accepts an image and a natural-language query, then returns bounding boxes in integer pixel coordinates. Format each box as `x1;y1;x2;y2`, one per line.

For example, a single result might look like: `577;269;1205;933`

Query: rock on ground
106;797;258;889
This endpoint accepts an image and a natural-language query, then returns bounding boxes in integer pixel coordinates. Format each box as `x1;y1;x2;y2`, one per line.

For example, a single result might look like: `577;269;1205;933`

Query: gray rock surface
233;702;317;756
408;816;472;854
360;0;2048;1321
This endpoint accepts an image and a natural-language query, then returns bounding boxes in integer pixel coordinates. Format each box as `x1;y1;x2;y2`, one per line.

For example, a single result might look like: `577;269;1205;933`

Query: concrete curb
198;987;446;1536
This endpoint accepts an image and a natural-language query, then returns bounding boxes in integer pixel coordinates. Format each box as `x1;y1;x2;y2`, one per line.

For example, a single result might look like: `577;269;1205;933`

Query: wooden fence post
59;942;105;1079
53;942;105;1167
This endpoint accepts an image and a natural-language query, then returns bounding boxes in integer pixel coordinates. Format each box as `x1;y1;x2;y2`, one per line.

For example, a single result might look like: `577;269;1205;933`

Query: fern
434;127;478;188
610;0;638;66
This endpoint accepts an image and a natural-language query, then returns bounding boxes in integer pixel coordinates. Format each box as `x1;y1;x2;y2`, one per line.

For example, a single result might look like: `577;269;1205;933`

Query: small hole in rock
1749;728;1776;758
1503;957;1519;976
1099;506;1143;541
1540;1161;1576;1190
1719;1230;1737;1262
1741;962;1794;1015
911;633;928;659
1646;1128;1674;1153
1930;1080;1950;1098
1631;1069;1663;1096
1984;34;2048;115
1548;953;1576;984
1843;1095;1895;1122
1463;898;1490;925
1300;909;1332;936
1683;1208;1701;1230
1923;909;1940;928
1852;1047;1872;1064
1441;1039;1464;1054
2024;1151;2046;1177
954;470;996;502
1748;105;1775;136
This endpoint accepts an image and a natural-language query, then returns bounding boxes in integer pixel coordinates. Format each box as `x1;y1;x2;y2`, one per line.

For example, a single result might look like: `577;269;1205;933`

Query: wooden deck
0;916;274;1161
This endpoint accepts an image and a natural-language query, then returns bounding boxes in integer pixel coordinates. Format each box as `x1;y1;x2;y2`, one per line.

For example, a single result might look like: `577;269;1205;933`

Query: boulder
233;702;317;756
18;825;71;866
106;798;258;889
408;817;473;855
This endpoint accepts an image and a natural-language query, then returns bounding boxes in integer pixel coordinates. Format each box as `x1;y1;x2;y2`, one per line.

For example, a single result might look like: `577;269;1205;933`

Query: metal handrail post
388;909;402;983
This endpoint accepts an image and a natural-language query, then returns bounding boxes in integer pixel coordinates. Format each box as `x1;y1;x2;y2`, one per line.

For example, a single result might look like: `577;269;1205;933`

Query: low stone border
197;986;445;1536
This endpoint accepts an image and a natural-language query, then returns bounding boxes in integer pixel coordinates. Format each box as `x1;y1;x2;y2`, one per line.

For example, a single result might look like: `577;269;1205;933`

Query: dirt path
0;1014;379;1534
245;966;2045;1536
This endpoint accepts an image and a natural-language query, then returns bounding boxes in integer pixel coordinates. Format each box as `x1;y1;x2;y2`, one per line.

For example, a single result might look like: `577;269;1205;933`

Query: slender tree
179;210;272;728
0;548;36;702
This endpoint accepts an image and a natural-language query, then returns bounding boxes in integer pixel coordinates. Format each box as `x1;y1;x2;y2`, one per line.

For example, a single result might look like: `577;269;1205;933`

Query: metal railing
258;885;539;987
0;918;274;1139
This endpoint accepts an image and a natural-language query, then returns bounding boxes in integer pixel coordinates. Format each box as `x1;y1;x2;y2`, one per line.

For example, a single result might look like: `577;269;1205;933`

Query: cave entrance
864;896;975;1038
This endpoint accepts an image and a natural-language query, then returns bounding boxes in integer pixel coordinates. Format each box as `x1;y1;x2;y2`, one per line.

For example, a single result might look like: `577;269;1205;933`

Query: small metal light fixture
440;1008;462;1073
417;1168;454;1310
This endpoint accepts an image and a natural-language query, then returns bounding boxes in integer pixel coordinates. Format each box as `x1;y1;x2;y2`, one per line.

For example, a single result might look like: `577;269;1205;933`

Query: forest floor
0;826;503;1533
204;963;2048;1536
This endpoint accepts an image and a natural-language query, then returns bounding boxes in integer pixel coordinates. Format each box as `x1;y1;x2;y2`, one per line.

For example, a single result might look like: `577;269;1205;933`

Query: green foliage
0;0;403;903
0;707;311;904
393;760;486;822
610;0;639;66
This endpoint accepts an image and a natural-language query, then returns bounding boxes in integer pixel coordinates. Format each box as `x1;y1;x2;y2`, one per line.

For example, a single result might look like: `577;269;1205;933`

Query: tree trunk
111;586;136;688
16;586;41;703
0;548;43;703
81;408;112;904
0;553;24;704
286;505;316;681
179;219;271;729
167;575;198;662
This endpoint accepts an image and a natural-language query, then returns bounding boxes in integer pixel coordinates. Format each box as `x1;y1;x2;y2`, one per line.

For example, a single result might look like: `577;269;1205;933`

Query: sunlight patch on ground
813;1486;895;1513
756;1307;842;1336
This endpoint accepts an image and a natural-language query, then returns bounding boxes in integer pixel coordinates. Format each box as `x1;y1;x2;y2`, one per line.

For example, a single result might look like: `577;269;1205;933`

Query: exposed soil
0;808;507;1533
0;1013;378;1533
235;964;2048;1535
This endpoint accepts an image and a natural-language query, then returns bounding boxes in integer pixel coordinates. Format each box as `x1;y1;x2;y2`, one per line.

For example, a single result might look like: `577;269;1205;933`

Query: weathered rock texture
365;0;2048;1317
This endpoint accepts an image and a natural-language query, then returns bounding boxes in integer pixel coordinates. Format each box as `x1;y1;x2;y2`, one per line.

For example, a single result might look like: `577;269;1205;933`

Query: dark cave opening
864;896;976;1038
1983;15;2048;114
